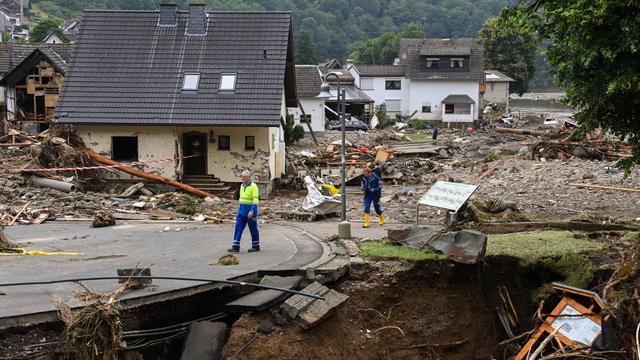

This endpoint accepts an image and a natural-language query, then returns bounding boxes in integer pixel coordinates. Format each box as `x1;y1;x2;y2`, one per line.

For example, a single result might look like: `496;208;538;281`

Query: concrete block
387;226;412;244
339;240;360;256
281;281;329;319
297;289;349;329
180;321;227;360
428;229;487;264
348;257;368;280
226;275;302;312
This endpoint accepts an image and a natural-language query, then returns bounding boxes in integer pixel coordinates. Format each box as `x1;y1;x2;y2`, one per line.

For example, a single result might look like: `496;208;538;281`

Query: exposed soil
222;258;549;360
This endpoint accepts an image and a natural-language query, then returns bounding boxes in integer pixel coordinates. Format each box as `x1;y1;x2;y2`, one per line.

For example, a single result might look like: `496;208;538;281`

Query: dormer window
220;73;237;91
183;73;200;90
450;58;464;69
426;58;439;69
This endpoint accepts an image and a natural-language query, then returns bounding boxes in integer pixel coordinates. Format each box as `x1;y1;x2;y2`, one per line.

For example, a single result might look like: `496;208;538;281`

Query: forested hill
34;0;512;61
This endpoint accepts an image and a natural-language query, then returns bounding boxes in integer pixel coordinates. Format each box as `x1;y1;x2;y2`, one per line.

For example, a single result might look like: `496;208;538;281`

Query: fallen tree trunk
569;183;640;193
83;148;213;198
495;128;548;136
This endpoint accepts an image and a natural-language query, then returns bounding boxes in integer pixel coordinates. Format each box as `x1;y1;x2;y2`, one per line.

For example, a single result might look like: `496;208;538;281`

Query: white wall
360;77;410;115
288;97;325;133
409;80;480;121
484;82;510;107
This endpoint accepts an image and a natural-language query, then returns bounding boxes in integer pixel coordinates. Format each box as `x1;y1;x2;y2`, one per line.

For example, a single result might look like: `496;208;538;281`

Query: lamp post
317;72;351;238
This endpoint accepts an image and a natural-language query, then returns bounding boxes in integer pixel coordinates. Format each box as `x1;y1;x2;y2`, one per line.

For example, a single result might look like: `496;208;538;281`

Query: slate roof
327;84;373;103
485;69;515;82
441;94;475;104
55;9;296;127
295;65;321;98
0;43;74;76
399;38;484;81
356;65;406;77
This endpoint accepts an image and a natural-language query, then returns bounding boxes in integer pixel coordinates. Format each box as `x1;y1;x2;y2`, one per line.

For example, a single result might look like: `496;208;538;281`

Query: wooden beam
569;183;640;193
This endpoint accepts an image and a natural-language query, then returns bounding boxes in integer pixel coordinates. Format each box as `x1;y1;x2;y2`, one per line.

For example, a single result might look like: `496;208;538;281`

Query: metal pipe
0;275;324;300
31;176;77;192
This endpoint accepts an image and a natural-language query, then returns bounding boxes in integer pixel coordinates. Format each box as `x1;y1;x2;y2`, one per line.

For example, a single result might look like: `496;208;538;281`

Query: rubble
92;211;116;228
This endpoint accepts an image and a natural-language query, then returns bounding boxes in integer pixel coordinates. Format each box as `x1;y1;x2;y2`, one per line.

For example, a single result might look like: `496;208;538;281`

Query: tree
350;23;425;65
29;19;69;43
284;113;304;145
478;7;538;95
295;30;316;64
527;0;640;169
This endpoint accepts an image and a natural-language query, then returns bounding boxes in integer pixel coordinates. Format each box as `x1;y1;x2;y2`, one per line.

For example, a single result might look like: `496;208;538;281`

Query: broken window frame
182;73;200;91
218;135;231;150
385;79;401;90
245;136;255;151
219;73;237;91
299;114;311;123
111;136;139;162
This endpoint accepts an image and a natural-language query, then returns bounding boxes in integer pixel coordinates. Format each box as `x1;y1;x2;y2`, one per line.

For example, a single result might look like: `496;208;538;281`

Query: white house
288;65;325;133
350;38;485;124
42;30;65;44
484;69;515;109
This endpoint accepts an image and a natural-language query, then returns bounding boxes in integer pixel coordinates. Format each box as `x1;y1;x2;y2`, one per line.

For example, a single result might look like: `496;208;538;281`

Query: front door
183;133;207;175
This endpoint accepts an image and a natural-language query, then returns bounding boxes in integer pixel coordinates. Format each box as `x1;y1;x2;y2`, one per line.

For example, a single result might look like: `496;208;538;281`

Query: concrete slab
225;275;302;312
180;321;227;360
281;281;329;319
0;222;324;328
297;289;348;329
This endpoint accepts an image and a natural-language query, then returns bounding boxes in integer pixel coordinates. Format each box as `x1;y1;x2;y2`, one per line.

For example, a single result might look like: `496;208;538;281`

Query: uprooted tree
524;0;640;171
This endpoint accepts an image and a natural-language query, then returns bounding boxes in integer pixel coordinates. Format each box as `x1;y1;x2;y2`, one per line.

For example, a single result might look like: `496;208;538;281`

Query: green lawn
359;241;446;261
487;231;607;262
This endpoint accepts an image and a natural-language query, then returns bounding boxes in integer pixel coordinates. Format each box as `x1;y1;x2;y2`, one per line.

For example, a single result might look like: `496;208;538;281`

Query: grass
487;231;607;263
623;231;639;240
360;241;446;261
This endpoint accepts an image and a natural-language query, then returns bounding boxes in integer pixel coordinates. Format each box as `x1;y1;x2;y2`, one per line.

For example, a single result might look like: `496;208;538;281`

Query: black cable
0;276;323;300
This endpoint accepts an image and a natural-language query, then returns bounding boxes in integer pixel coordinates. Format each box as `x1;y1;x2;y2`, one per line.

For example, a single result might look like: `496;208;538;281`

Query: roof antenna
263;49;267;59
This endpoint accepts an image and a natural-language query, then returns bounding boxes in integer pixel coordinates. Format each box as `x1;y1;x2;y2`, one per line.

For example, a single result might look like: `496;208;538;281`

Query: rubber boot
363;213;370;228
379;213;385;225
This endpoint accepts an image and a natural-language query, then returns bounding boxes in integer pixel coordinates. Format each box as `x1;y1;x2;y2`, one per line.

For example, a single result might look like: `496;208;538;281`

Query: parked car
330;119;368;131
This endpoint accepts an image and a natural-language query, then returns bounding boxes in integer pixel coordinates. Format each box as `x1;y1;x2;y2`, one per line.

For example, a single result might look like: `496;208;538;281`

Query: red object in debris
359;147;369;153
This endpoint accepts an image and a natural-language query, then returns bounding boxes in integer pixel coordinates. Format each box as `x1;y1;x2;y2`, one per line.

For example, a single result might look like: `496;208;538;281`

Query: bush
375;104;395;129
407;118;428;129
175;195;197;215
284;113;304;145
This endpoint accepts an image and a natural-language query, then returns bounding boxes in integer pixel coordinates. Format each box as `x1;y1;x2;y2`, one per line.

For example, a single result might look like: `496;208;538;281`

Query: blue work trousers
232;213;260;248
364;192;383;215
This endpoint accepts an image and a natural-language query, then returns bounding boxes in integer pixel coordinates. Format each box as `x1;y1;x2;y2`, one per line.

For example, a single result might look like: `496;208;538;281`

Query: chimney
187;4;207;35
159;4;177;26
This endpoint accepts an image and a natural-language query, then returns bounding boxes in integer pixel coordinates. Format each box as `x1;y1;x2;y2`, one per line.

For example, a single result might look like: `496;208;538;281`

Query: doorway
183;132;207;175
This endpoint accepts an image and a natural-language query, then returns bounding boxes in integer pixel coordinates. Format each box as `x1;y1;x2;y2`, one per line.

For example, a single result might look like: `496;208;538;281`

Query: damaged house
0;43;74;133
54;4;297;194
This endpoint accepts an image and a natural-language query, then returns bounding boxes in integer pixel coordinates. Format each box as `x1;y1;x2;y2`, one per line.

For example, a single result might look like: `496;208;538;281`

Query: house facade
288;65;325;133
54;5;296;191
484;69;514;109
350;38;484;124
0;43;74;133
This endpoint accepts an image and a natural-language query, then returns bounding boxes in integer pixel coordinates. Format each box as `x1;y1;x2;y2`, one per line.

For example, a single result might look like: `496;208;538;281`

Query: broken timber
495;128;548;136
569;183;640;193
83;148;214;198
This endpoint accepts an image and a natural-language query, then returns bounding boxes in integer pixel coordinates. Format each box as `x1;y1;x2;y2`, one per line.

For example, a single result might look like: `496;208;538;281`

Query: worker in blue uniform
228;170;260;253
361;167;384;228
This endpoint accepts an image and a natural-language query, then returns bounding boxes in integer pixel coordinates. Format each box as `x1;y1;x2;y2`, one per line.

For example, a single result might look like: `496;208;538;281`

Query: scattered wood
9;201;31;226
120;182;145;197
84;148;213;198
479;160;504;180
569;183;640;193
149;208;187;220
31;212;50;224
496;128;548;136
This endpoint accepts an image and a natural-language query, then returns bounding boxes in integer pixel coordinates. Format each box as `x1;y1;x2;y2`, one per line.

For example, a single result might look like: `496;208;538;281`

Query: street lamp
317;72;351;238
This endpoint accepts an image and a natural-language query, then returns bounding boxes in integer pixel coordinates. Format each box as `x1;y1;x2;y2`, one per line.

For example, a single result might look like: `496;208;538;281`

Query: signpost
416;181;479;225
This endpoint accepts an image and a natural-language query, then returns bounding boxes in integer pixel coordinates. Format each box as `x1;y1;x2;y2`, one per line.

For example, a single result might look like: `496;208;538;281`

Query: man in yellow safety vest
228;170;260;253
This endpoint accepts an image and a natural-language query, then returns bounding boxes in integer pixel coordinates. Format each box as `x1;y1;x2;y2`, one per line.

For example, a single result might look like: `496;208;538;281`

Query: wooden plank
569;183;640;193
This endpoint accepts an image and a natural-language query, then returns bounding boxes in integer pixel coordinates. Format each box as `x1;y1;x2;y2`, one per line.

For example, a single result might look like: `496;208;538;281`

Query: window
111;136;138;161
422;102;432;113
218;135;230;150
385;99;401;112
450;58;464;69
245;136;255;151
426;58;439;69
220;73;237;91
445;103;455;114
360;78;374;90
385;80;401;90
300;114;311;123
182;73;200;90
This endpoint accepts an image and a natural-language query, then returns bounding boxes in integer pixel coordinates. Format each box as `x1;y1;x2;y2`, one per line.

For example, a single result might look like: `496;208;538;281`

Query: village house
0;0;29;25
484;69;515;109
42;30;65;44
288;64;325;133
0;43;74;133
54;4;296;195
350;38;485;124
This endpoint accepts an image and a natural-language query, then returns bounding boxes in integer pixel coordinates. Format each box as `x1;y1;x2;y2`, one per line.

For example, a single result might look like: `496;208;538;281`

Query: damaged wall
75;125;281;183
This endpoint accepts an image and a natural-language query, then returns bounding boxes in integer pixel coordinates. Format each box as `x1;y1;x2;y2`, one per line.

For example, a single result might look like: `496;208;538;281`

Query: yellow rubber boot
379;213;385;225
363;213;370;228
